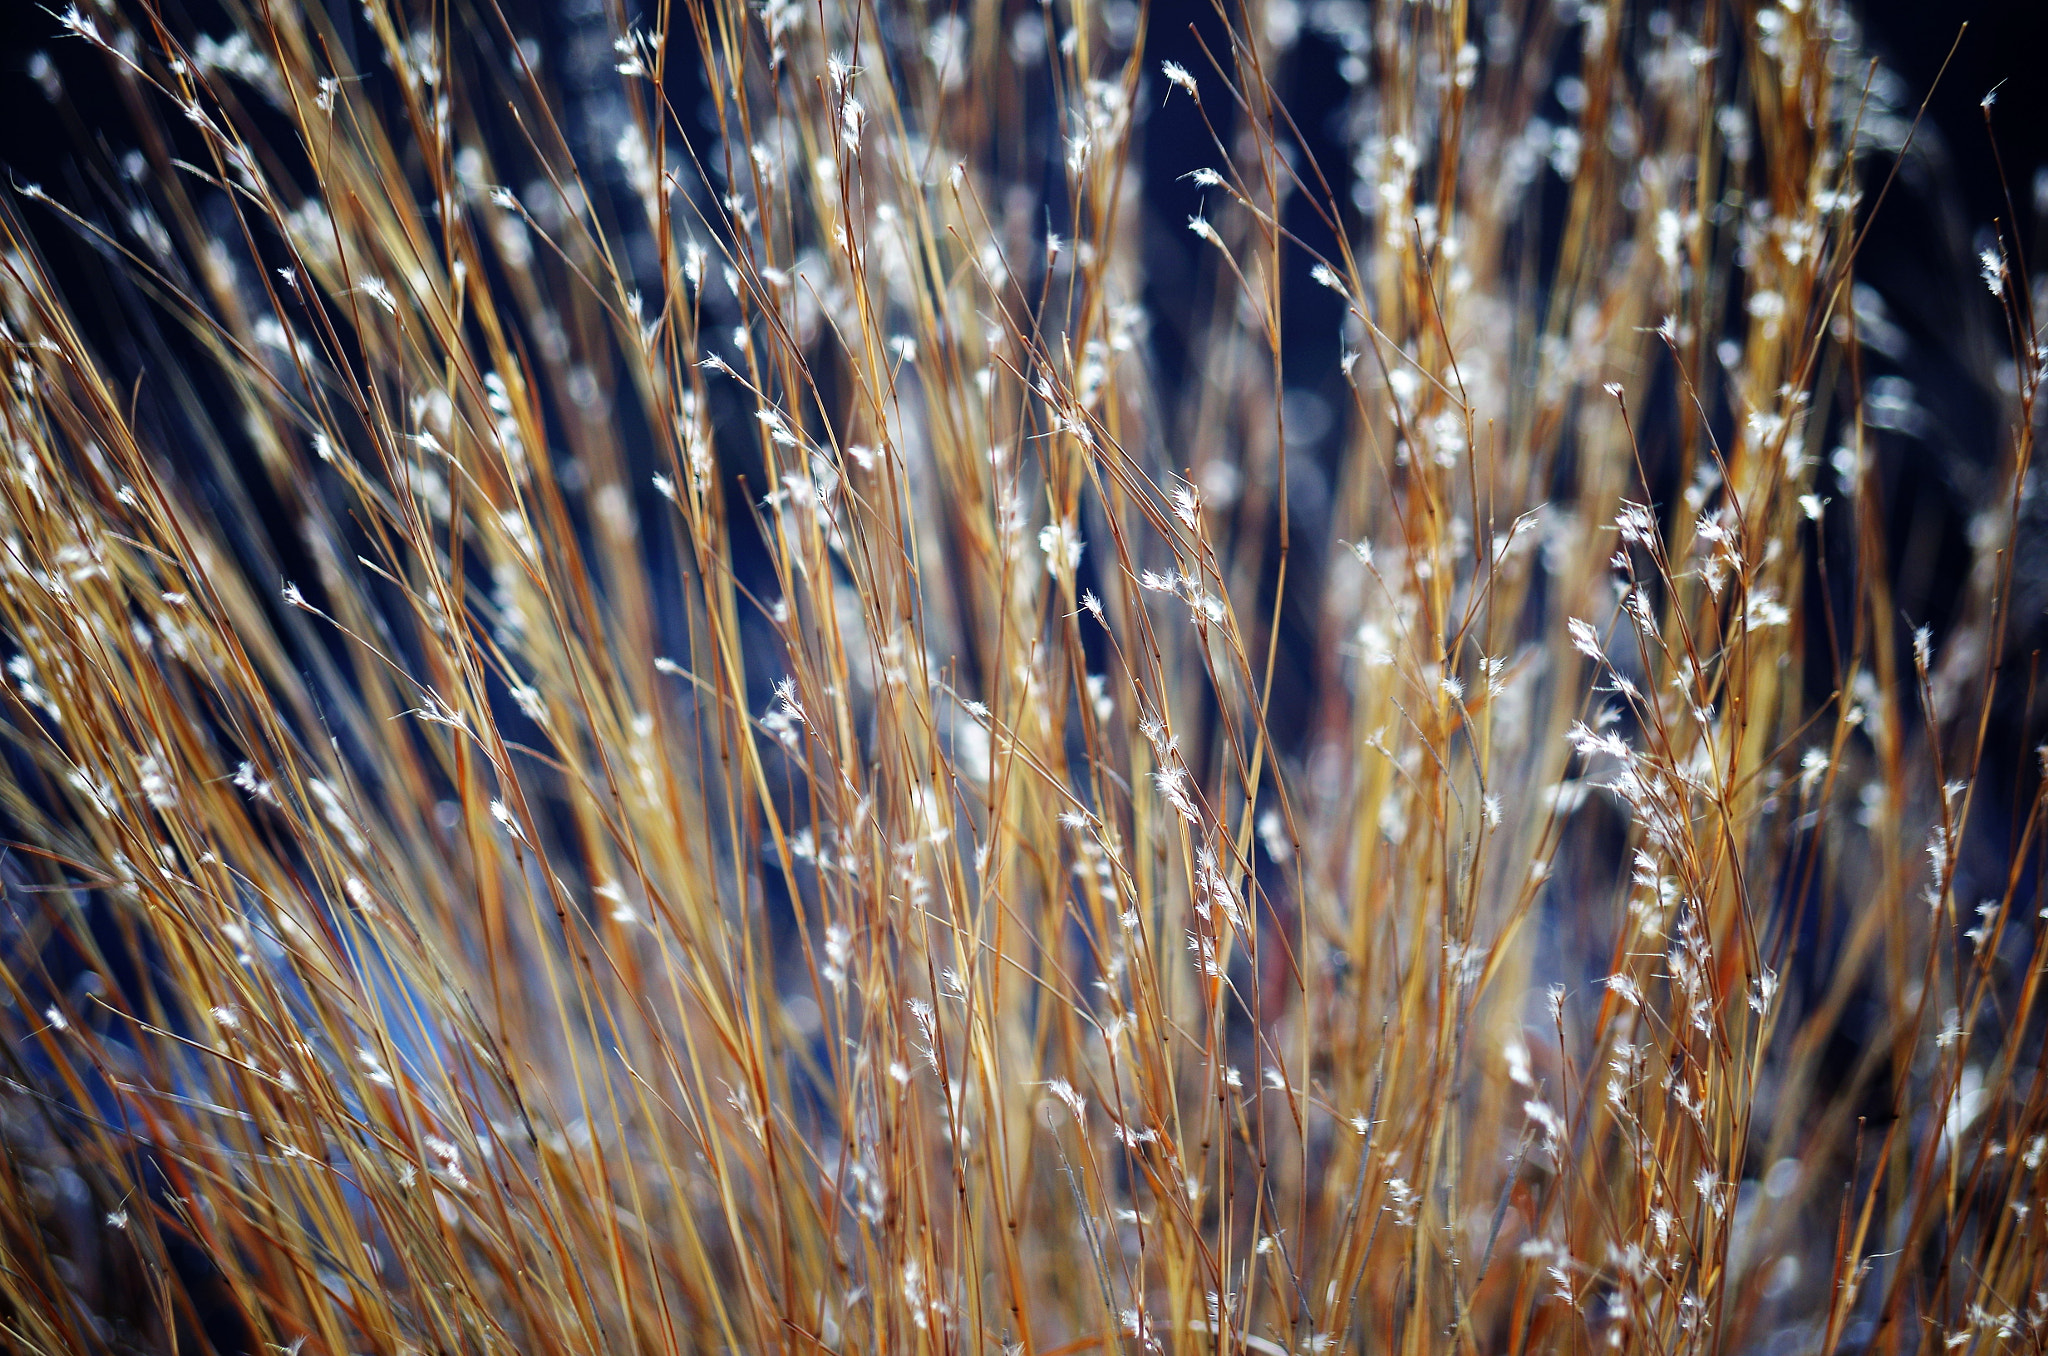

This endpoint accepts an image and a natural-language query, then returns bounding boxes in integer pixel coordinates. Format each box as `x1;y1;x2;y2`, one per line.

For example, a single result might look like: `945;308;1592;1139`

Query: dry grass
0;0;2041;1352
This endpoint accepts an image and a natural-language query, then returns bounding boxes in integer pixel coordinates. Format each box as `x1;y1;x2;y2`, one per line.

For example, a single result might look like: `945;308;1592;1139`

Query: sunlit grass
0;1;2041;1353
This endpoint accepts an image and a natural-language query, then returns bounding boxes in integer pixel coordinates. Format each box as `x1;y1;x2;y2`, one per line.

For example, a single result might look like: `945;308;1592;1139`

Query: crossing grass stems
0;0;2043;1352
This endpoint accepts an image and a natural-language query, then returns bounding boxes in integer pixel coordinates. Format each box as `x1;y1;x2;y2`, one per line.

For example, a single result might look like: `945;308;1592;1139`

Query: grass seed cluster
0;1;2043;1353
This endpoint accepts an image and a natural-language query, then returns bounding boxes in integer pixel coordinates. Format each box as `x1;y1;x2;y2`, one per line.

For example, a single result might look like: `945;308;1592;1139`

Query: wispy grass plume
0;1;2042;1353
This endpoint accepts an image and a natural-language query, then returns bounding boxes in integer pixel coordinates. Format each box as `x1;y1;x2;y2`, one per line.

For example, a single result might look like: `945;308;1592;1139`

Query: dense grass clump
0;1;2042;1352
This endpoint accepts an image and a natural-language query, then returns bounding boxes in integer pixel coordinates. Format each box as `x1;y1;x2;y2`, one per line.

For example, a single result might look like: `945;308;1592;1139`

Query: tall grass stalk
0;0;2041;1352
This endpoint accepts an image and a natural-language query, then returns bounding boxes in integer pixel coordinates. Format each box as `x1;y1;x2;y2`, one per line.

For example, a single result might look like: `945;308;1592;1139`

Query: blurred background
0;4;2041;1348
4;0;2044;914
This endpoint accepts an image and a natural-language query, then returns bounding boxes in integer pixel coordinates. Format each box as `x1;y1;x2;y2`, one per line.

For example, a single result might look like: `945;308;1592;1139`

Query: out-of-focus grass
0;1;2041;1353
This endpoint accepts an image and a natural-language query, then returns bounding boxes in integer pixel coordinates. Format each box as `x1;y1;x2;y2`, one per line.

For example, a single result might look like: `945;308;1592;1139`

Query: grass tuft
0;1;2042;1352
